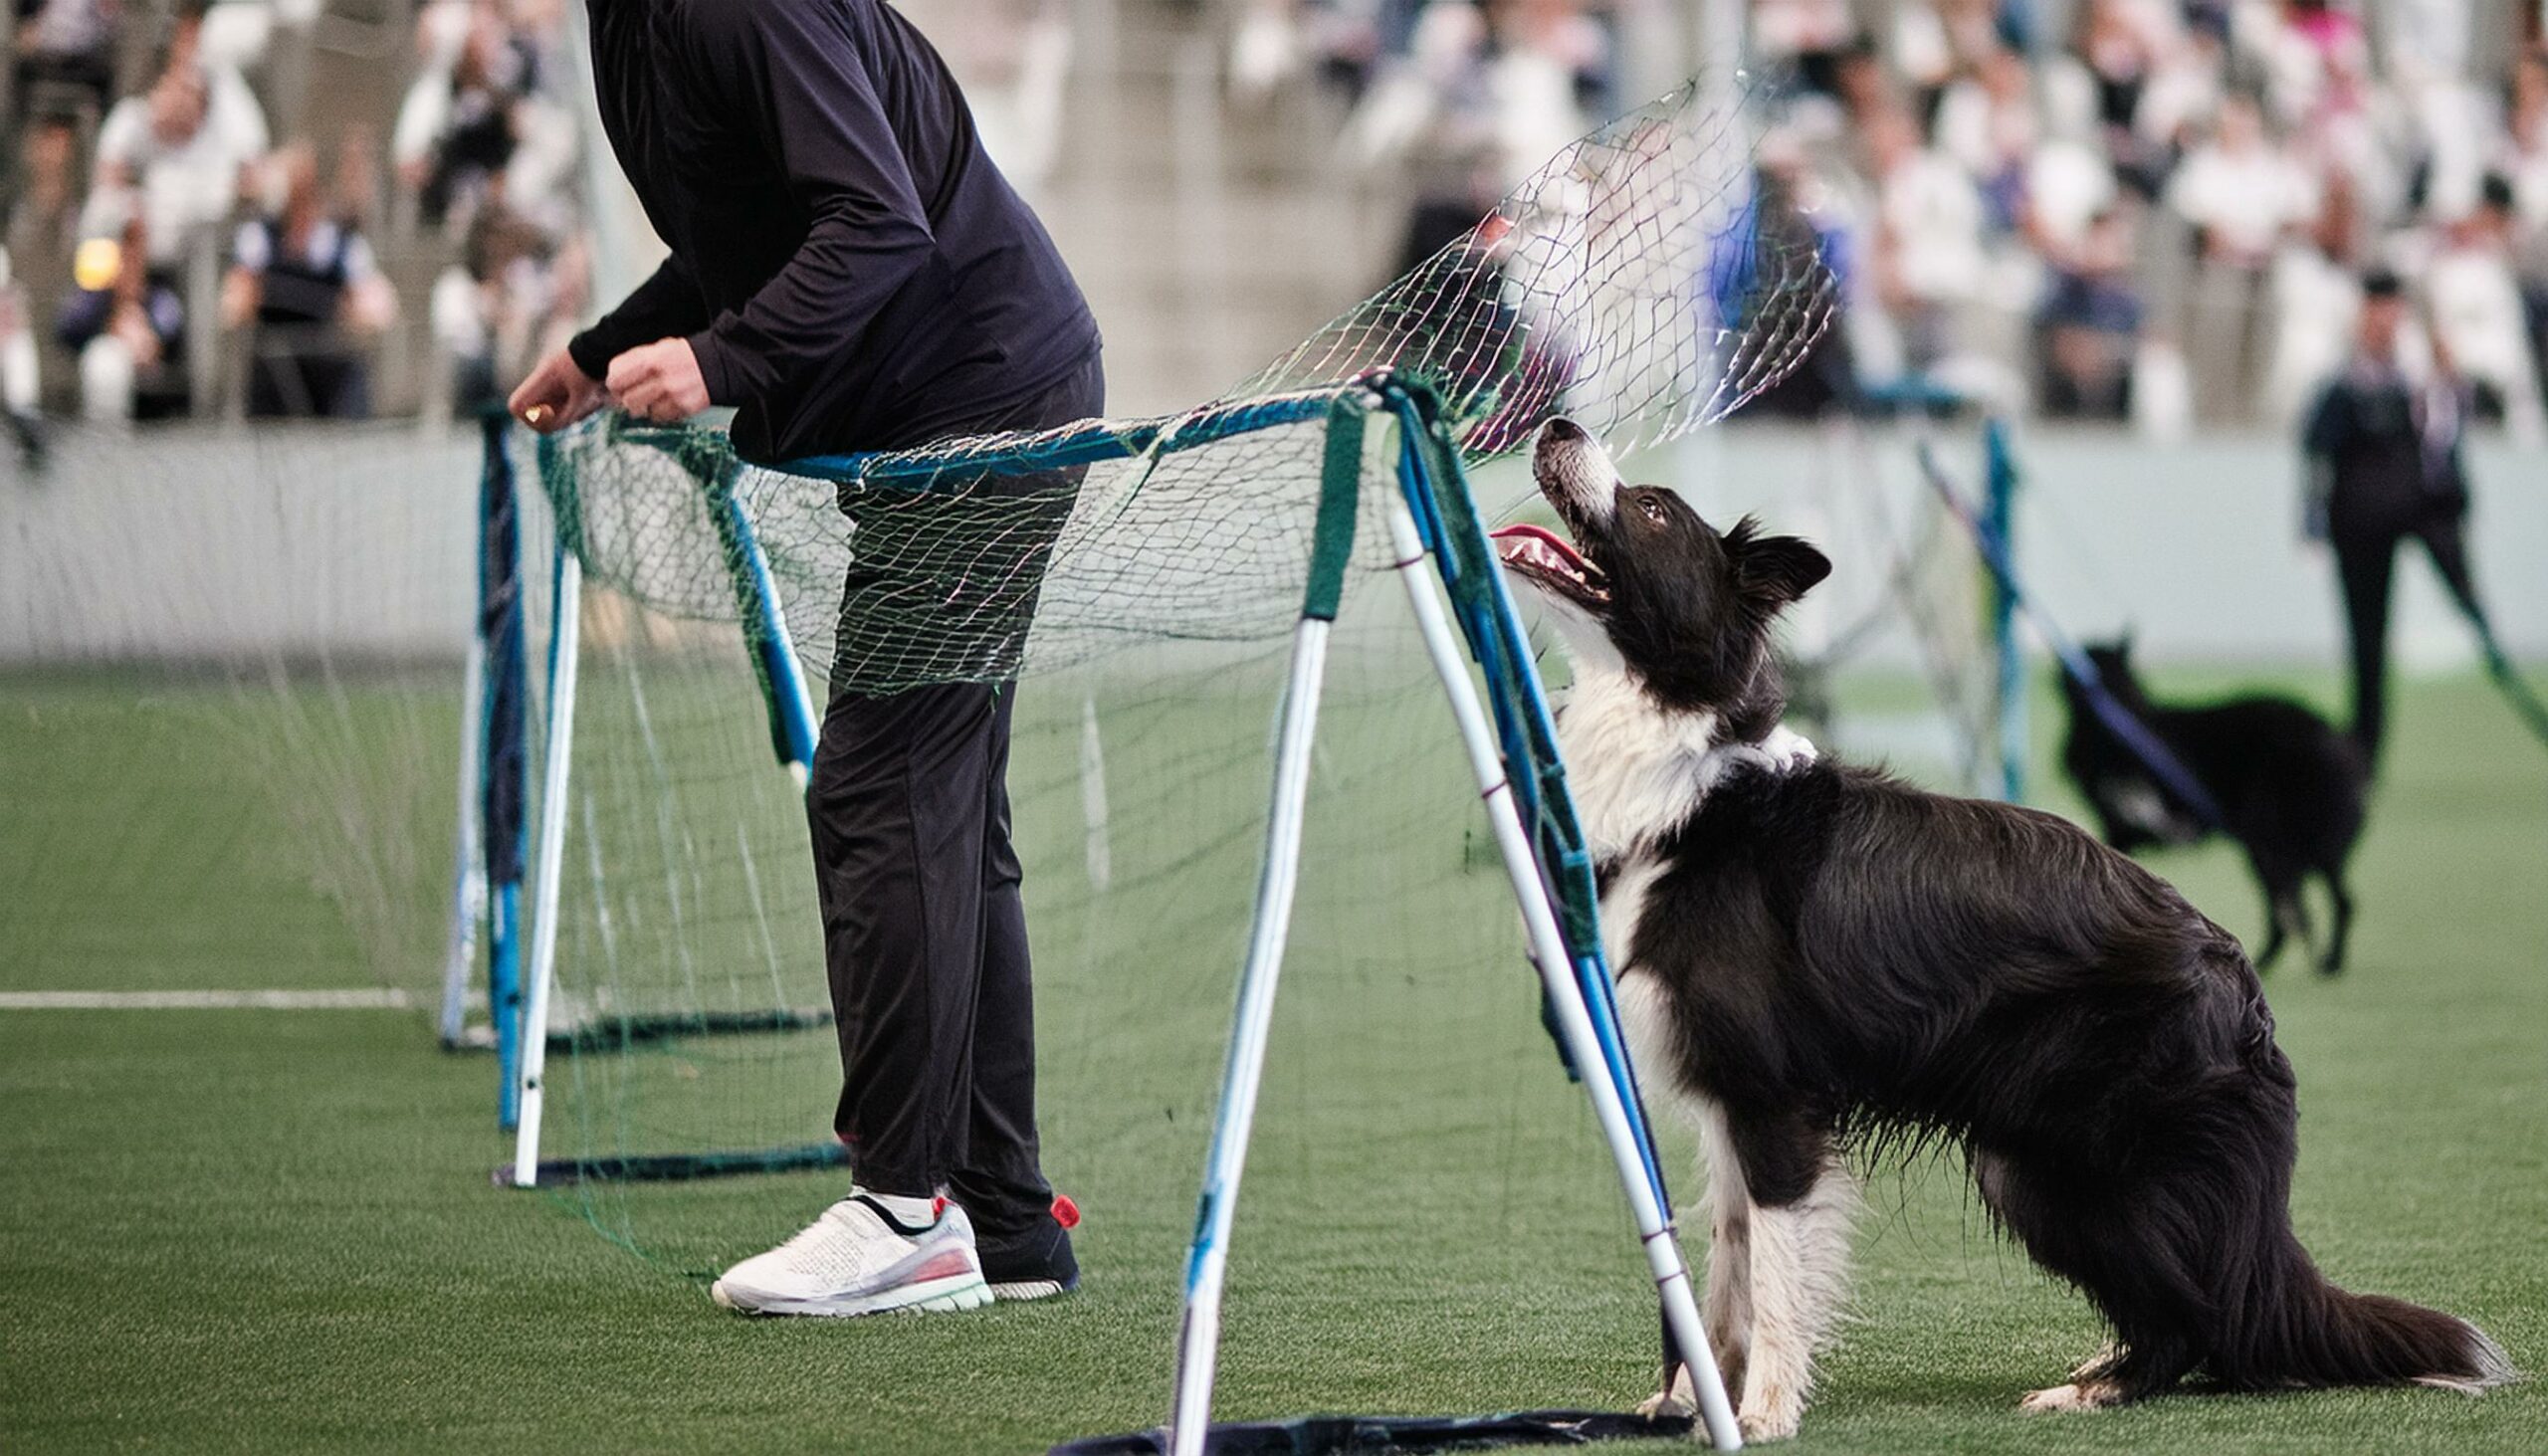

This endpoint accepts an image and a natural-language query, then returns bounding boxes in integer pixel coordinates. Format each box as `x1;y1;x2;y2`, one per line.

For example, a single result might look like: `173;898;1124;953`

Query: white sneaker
710;1193;992;1317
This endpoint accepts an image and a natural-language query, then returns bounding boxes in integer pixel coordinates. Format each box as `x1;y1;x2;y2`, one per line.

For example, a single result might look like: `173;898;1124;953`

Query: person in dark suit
510;0;1100;1318
2301;268;2509;766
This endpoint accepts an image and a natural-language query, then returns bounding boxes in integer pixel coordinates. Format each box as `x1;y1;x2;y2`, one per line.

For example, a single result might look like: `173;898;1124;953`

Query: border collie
1492;419;2509;1441
2058;640;2369;974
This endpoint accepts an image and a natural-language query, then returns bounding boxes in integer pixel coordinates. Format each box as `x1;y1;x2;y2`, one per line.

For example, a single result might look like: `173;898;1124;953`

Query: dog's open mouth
1490;522;1609;607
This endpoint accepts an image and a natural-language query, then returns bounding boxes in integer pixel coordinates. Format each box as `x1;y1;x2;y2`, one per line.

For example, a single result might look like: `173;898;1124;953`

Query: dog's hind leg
2248;854;2309;971
1725;1112;1856;1442
1979;1150;2203;1412
2253;900;2289;970
2284;890;2319;969
2320;871;2354;975
2251;877;2289;969
1977;1153;2126;1394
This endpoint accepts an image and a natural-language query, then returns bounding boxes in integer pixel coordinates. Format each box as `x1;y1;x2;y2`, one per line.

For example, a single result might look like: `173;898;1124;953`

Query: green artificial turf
2;665;2542;1454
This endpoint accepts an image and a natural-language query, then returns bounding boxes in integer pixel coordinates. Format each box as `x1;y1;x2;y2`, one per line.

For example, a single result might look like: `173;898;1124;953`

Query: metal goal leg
506;541;582;1187
1384;493;1743;1450
1165;614;1333;1456
439;634;486;1048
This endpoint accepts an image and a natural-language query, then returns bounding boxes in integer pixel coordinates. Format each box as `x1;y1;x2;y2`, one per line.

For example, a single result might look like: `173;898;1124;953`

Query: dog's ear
1737;531;1831;607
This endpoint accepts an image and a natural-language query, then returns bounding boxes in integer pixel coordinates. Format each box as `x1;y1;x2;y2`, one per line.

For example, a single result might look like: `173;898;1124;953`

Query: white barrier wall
1651;425;2547;669
2;425;483;664
2;421;2538;667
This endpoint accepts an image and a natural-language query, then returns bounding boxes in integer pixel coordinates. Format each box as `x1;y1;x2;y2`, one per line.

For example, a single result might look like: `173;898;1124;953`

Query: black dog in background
2058;640;2369;973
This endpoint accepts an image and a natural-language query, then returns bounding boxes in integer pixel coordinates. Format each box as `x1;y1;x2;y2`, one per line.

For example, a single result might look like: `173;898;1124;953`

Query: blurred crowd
1;0;592;460
1244;0;2548;435
7;0;2546;456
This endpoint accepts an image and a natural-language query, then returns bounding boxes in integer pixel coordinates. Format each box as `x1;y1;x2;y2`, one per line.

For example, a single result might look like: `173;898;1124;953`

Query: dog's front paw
1635;1361;1696;1420
1737;1406;1801;1443
1736;1382;1803;1443
2020;1379;2122;1414
1633;1387;1691;1421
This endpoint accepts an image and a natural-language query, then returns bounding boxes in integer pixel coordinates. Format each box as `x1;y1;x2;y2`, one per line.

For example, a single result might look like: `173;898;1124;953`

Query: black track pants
807;354;1101;1235
2332;511;2487;766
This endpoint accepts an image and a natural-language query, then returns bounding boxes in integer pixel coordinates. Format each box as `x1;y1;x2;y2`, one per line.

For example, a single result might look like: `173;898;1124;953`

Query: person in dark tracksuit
511;0;1099;1318
2300;268;2504;769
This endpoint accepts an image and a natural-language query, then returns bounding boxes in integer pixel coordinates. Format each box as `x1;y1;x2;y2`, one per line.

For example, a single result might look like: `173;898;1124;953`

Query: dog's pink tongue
1489;522;1583;573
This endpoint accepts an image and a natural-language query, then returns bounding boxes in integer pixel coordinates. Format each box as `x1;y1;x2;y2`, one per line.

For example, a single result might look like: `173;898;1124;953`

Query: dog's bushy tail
2229;1233;2515;1394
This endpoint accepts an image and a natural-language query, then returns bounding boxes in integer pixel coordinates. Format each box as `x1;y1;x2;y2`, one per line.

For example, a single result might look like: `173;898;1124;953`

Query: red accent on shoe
1051;1193;1081;1230
932;1194;949;1219
908;1250;975;1283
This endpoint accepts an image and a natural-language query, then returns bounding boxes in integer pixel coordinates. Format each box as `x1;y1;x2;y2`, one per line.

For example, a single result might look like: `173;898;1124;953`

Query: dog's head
2071;636;2149;712
1494;418;1830;739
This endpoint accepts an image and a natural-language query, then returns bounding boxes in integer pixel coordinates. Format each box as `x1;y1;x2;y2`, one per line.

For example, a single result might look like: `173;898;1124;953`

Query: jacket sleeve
568;253;714;380
672;0;936;408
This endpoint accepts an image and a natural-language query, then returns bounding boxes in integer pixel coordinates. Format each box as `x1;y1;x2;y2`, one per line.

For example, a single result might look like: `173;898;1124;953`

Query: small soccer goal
487;376;1751;1449
417;77;2045;1452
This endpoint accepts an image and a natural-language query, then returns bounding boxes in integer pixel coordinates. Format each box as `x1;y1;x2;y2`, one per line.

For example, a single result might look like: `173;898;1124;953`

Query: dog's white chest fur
1558;668;1817;864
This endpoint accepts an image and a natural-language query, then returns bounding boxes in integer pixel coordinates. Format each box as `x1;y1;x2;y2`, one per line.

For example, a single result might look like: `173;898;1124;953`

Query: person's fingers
512;353;575;423
506;365;545;416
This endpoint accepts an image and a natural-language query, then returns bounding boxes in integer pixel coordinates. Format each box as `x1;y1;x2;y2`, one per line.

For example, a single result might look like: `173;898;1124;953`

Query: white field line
0;988;421;1010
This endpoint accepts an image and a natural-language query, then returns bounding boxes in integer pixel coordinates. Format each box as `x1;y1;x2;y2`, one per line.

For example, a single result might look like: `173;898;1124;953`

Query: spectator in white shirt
1935;46;2037;233
392;2;538;229
2167;92;2320;267
2167;92;2320;420
86;64;264;268
2426;175;2546;443
2502;49;2548;395
1864;104;1987;374
2132;14;2226;159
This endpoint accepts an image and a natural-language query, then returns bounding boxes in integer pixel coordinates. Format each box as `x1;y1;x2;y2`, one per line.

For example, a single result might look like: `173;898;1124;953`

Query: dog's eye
1637;495;1666;524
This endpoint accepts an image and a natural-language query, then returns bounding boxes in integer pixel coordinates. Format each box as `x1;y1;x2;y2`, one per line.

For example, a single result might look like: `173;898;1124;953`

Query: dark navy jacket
2300;357;2469;540
568;0;1099;459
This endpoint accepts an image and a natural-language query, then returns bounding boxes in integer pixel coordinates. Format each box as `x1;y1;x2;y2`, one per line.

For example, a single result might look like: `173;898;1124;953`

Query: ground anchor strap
1048;1408;1696;1455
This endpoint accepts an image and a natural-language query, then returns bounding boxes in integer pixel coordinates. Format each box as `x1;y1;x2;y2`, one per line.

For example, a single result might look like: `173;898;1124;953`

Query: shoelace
781;1201;892;1256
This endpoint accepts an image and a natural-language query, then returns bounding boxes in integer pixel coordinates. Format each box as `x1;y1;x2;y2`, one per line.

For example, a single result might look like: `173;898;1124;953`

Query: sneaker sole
987;1278;1075;1302
712;1270;993;1318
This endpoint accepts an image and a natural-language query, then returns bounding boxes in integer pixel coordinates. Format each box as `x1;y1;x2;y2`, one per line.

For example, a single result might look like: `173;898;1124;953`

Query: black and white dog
1492;419;2509;1441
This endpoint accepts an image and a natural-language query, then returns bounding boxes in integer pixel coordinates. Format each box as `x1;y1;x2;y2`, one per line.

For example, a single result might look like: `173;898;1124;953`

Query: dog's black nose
1540;417;1585;443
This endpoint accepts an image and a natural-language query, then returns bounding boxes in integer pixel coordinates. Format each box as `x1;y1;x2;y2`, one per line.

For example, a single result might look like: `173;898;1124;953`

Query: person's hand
606;337;710;424
109;302;161;367
509;346;608;433
219;267;258;329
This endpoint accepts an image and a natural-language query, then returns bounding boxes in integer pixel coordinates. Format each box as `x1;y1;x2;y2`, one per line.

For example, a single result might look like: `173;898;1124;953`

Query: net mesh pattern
484;83;2034;1315
1244;79;1836;456
535;81;1837;697
507;82;1843;1277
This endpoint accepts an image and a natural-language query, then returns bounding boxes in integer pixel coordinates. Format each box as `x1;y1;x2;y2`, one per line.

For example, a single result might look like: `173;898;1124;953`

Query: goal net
494;64;1821;1201
2;425;480;1025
